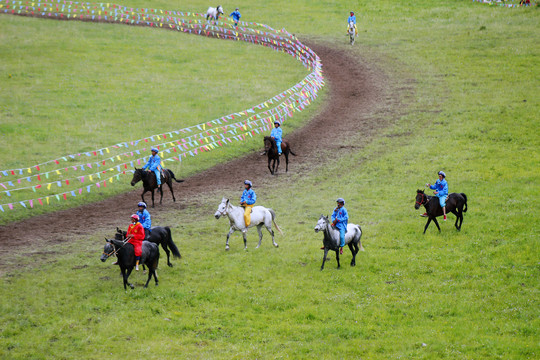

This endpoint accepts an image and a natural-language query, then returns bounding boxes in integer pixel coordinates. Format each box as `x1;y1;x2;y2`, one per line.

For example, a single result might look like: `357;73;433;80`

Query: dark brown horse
263;136;296;175
130;168;184;207
415;189;468;234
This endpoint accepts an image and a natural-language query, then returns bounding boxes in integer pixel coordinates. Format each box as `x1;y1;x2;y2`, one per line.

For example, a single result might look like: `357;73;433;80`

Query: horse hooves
274;244;279;248
129;284;134;289
225;246;230;251
167;263;173;267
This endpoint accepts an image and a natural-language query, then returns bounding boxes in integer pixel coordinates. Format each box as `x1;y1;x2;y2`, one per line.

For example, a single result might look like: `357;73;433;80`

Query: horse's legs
451;209;461;230
162;243;172;267
167;179;176;203
335;250;341;269
144;269;153;288
123;267;134;290
225;227;234;251
267;157;274;175
432;217;441;233
242;231;248;250
256;224;264;249
265;223;278;248
275;156;280;174
159;184;164;205
150;189;155;208
285;152;289;173
423;218;432;234
321;248;329;270
348;242;357;266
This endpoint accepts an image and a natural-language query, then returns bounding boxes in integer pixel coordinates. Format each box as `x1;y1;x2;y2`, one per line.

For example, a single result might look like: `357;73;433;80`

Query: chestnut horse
263;136;296;175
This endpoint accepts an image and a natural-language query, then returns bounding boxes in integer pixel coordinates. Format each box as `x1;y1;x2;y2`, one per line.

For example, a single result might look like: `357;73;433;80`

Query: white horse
214;197;282;251
206;5;224;22
348;21;356;45
314;215;364;270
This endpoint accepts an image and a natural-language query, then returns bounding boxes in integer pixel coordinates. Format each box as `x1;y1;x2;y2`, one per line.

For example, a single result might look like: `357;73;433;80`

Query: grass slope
1;0;539;359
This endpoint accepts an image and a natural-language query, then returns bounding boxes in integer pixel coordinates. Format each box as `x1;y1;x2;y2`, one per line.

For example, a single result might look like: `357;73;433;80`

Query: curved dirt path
0;42;401;266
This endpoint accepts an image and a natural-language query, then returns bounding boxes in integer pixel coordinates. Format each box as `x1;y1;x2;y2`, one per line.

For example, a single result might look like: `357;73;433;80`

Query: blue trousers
153;170;161;185
276;140;282;154
338;227;346;247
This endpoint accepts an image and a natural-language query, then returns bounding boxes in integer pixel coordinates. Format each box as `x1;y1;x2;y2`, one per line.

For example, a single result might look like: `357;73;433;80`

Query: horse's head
264;136;274;152
314;215;329;233
217;5;223;14
115;228;126;241
100;238;115;262
215;197;229;219
130;168;145;186
415;189;426;209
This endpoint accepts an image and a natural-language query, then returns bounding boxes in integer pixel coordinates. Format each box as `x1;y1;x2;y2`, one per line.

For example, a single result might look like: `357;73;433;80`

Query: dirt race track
0;42;404;267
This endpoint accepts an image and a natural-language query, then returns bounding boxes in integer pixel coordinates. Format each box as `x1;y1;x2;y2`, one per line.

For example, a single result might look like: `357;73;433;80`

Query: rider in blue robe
136;202;152;239
331;198;349;254
229;8;241;26
143;148;162;186
347;11;358;36
270;121;283;155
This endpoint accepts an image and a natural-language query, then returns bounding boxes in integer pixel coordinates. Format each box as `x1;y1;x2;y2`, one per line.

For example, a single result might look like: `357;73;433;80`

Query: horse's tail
285;141;296;156
289;149;297;156
461;193;468;213
168;169;185;183
269;209;283;235
356;225;365;251
165;226;182;259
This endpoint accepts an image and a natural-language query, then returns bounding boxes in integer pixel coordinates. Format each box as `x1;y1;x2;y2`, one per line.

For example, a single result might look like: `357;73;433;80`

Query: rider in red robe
127;214;145;270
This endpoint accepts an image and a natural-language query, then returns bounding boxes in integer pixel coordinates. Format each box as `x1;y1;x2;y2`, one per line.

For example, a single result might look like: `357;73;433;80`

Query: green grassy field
1;0;539;359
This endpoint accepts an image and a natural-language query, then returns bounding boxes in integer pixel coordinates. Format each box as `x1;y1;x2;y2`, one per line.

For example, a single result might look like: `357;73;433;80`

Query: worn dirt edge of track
0;41;409;273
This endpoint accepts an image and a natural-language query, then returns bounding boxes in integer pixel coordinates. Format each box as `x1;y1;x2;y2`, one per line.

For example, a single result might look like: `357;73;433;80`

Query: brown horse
130;168;184;207
263;136;296;175
415;189;468;234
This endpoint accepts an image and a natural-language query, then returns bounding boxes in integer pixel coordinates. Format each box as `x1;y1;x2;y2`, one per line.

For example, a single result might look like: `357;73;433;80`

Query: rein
104;238;130;258
416;192;430;206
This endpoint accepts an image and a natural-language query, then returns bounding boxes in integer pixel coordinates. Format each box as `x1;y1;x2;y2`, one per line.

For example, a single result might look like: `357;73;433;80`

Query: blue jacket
143;154;161;172
241;188;256;205
229;10;241;22
332;206;349;231
136;209;151;230
430;179;448;198
347;15;356;24
270;127;282;142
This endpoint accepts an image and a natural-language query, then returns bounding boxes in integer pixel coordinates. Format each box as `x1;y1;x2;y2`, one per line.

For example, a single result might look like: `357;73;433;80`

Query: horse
415;189;468;234
100;238;160;290
130;168;184;208
115;226;181;267
263;136;296;175
206;5;223;22
214;197;282;251
348;21;356;45
314;215;364;270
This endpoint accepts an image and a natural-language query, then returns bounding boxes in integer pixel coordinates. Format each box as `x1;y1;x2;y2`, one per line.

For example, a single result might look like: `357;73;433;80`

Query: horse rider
136;202;151;239
143;147;163;188
347;11;358;36
271;121;283;155
240;180;257;228
229;7;241;26
424;171;449;221
331;198;349;254
126;214;145;271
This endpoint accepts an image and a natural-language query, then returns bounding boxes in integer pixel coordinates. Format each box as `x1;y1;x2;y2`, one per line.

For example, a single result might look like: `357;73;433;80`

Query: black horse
415;189;468;234
130;168;184;207
263;136;296;175
100;239;160;290
115;226;181;267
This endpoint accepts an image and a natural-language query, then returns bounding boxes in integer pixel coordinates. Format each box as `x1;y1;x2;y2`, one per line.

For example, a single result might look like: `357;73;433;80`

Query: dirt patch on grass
0;41;408;274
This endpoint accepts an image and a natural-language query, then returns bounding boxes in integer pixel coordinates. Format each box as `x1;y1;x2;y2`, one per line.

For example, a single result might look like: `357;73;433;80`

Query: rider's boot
135;260;140;271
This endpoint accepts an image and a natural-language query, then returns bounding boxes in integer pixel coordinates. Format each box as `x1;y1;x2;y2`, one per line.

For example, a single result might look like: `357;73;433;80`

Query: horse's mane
264;136;277;151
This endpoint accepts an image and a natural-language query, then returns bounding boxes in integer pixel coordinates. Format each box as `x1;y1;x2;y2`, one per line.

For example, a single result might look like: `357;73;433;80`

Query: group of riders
119;10;454;263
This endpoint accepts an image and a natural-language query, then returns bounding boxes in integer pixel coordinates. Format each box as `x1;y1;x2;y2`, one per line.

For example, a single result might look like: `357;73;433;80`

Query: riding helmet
438;171;446;178
131;214;140;221
274;120;281;126
336;197;345;204
137;202;147;208
151;147;159;153
244;180;252;187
